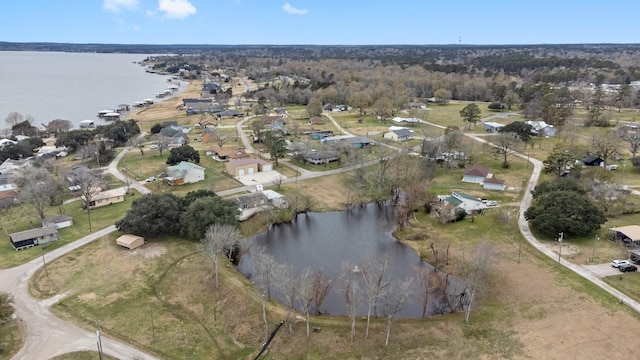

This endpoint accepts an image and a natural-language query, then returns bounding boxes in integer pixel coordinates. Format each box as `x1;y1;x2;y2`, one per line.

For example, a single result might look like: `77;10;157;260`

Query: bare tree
297;267;315;337
68;166;103;232
275;262;297;333
128;137;145;156
382;278;413;346
339;262;363;342
5;112;23;127
311;268;332;315
461;242;497;323
592;133;620;167
415;267;434;318
253;246;278;301
200;224;242;289
17;167;65;221
47;119;72;134
360;257;390;338
622;129;640;159
211;132;227;148
152;134;172;156
272;174;286;190
493;132;521;168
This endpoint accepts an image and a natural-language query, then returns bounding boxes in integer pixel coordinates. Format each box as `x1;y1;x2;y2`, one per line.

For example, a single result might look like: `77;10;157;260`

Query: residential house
215;109;243;118
308;130;333;140
261;115;288;126
186;103;225;115
202;82;222;93
166;161;205;186
232;192;268;210
462;164;491;184
383;128;414;142
43;214;73;229
391;117;420;125
584;155;604;167
444;192;486;213
483;177;506;191
321;135;374;148
9;224;58;250
408;102;427;109
225;158;273;176
0;187;20;207
304;150;340;165
483;122;505;133
85;188;126;209
526;120;556;137
205;146;248;162
0;158;32;175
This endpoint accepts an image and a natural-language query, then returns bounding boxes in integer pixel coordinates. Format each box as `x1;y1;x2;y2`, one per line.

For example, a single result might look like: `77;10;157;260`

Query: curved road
4;111;640;360
1;140;158;359
466;133;640;313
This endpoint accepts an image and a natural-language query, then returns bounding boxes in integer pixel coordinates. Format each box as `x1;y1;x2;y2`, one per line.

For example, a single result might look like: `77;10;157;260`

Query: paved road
466;132;640;313
1;226;159;360
1;139;158;360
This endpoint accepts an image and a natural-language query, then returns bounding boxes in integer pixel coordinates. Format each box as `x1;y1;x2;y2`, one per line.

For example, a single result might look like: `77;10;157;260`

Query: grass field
0;319;23;360
50;351;117;360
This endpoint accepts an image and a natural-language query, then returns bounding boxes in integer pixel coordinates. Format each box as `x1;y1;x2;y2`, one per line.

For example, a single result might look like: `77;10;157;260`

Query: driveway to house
0;139;158;360
109;133;152;196
0;225;159;360
466;132;640;313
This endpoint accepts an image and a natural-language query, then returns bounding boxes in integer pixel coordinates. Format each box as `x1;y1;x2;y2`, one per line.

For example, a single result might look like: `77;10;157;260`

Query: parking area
236;170;286;186
583;263;625;277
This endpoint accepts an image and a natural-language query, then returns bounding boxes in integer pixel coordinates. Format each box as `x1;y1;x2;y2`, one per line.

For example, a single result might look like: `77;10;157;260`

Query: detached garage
116;234;145;250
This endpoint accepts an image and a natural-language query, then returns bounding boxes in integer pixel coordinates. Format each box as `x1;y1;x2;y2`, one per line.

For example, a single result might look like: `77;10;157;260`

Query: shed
43;214;74;229
116;234;145;250
609;225;640;245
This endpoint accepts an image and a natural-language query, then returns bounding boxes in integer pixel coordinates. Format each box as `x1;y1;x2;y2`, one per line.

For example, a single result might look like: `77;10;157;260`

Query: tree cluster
525;179;606;238
115;190;239;240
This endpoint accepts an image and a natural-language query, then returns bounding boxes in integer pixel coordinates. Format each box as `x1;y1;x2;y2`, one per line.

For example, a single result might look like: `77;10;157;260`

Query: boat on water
79;120;95;128
143;98;155;105
133;101;146;107
97;109;113;117
103;112;121;121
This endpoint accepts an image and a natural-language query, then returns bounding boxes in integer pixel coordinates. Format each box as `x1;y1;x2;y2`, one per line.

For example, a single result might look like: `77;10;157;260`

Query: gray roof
43;214;73;224
10;224;58;242
392;129;413;137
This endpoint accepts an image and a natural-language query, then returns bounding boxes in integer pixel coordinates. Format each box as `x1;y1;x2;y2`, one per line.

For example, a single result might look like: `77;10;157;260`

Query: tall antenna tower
457;36;462;64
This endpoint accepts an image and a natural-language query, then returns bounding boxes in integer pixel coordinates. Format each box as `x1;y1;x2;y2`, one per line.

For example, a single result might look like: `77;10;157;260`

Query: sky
1;0;639;45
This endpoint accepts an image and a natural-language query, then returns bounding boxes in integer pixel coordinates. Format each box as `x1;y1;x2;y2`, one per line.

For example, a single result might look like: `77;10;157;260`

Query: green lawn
50;351;118;360
0;191;139;269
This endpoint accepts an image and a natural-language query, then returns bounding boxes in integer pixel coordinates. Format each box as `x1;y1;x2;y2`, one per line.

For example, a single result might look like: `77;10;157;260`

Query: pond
237;204;463;318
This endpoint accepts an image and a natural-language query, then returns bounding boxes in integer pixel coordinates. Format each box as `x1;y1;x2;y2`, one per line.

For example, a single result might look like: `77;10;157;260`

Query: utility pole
557;232;564;264
592;234;599;263
95;320;104;360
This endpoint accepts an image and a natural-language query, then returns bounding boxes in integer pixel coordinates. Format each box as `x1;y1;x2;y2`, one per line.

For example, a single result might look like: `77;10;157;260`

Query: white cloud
282;3;309;15
158;0;197;19
103;0;139;12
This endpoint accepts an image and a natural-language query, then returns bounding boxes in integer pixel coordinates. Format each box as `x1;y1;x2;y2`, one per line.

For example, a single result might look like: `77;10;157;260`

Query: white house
392;117;420;125
525;120;556;137
483;122;505;133
445;192;486;213
43;214;73;229
483;177;506;191
166;161;205;186
462;164;491;184
383;128;414;142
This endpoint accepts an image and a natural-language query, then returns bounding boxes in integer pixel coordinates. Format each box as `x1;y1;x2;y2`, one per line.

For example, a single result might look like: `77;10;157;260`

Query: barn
116;234;145;250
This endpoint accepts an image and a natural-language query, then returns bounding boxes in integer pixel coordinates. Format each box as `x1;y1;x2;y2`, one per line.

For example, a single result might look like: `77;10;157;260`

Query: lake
238;204;464;318
0;51;187;129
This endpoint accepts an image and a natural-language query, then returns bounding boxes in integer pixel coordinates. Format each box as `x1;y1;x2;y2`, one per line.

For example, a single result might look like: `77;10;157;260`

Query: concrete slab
583;263;624;278
236;171;286;186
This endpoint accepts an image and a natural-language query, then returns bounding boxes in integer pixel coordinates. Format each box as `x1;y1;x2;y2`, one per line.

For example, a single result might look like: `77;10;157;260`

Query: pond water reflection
238;204;463;318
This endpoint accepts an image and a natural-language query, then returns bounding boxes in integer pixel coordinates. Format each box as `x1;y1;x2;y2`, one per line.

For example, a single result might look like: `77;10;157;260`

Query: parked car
145;177;156;182
611;259;630;268
619;264;638;272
